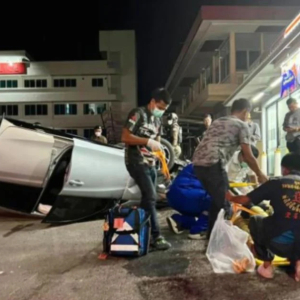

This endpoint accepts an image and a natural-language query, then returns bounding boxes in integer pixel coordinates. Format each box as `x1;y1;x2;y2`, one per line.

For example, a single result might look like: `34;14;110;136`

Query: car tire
160;138;175;170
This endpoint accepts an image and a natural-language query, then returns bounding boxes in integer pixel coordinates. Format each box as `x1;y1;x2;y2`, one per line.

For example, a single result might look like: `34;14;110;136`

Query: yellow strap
230;203;260;223
153;150;170;180
229;182;257;188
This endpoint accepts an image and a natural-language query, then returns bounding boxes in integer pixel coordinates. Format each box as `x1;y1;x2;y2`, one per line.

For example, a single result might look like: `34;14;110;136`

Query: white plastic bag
206;209;255;274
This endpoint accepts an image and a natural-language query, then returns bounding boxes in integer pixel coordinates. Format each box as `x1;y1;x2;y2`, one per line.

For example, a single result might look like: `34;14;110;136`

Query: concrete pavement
1;209;300;300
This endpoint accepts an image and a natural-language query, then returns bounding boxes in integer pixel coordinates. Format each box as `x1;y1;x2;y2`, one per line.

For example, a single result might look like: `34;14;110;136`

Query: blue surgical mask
152;108;164;118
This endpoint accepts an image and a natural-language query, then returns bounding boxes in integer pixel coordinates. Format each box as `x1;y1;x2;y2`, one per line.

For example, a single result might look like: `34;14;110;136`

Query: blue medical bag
103;207;150;257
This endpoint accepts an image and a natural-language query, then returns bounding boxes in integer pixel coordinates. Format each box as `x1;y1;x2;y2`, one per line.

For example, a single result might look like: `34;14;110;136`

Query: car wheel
160;138;175;170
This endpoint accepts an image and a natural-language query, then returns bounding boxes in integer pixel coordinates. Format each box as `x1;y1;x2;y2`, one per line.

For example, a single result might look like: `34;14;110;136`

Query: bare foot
295;260;300;282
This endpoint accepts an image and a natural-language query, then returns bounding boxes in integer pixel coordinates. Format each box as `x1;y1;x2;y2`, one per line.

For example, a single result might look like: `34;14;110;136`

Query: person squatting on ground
121;88;172;251
192;98;268;240
228;153;300;281
166;145;259;240
166;164;211;240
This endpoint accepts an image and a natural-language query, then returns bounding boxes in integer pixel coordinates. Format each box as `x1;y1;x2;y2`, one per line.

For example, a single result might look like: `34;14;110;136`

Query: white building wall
0;30;137;138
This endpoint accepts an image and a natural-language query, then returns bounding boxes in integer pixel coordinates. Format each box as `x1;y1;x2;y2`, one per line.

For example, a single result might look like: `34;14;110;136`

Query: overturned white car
0;118;174;224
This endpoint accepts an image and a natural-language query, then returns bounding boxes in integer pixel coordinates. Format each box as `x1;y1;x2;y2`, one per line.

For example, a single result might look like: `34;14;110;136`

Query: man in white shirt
227;146;259;182
247;113;261;146
227;145;259;194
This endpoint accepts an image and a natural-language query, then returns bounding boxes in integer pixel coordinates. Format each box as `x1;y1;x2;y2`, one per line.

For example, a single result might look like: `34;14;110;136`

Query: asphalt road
1;208;300;300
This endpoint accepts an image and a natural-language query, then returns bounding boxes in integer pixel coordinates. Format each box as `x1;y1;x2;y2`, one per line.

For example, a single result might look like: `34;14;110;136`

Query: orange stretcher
230;202;290;266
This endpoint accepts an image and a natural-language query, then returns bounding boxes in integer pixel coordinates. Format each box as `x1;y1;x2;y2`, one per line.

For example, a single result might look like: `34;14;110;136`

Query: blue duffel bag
103;207;150;257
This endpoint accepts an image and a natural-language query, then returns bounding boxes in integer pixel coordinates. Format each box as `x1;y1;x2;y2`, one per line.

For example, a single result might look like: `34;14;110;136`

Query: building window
54;104;77;115
0;80;18;88
25;79;47;88
84;128;94;139
0;105;18;116
25;104;48;116
37;79;47;88
61;129;78;135
83;103;106;115
92;78;104;87
54;79;76;88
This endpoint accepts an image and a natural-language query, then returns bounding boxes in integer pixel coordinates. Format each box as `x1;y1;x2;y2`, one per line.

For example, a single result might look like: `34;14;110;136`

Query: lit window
83;103;106;115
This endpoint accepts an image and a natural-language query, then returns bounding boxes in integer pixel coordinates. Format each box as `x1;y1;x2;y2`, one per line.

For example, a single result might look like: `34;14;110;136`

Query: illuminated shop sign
284;13;300;39
280;51;300;98
0;63;26;75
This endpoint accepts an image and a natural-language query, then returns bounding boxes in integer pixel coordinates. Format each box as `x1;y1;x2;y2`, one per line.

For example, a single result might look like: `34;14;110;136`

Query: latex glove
147;139;161;151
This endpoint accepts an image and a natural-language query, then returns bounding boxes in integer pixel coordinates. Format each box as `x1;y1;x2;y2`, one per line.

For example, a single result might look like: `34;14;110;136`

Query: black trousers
249;216;298;263
287;138;300;154
126;163;160;239
194;163;230;239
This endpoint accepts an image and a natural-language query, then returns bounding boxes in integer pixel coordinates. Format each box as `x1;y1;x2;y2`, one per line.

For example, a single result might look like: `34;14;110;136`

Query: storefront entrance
265;97;290;175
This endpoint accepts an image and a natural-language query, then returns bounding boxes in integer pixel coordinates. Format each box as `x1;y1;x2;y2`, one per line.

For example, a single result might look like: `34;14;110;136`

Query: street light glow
270;77;281;88
252;92;264;102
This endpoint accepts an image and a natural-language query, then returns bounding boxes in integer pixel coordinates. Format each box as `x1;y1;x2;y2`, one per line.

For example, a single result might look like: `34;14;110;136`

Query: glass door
266;103;278;175
278;98;289;156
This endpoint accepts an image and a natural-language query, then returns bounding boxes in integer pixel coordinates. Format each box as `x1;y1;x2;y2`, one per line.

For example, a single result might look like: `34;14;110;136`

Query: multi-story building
0;30;137;141
224;12;300;175
165;5;299;169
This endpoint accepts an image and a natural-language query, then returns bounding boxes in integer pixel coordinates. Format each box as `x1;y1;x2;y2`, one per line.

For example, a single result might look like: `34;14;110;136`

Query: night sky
0;0;299;105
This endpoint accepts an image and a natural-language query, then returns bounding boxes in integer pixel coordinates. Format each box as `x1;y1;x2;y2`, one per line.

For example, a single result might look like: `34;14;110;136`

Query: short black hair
94;125;102;130
151;88;172;105
281;153;300;171
286;98;297;106
231;98;252;113
204;114;212;119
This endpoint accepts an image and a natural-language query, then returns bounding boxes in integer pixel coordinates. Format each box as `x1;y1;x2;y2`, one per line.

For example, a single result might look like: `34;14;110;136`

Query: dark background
0;0;299;105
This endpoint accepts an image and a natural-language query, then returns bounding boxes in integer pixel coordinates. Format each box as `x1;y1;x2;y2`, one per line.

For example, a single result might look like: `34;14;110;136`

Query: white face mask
95;132;101;137
168;120;173;125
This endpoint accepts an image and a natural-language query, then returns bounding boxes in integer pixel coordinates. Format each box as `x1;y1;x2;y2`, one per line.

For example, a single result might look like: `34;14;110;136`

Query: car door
43;138;129;224
0;119;55;213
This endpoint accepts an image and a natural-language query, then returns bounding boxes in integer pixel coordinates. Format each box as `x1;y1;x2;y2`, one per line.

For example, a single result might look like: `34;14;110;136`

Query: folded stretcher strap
153;150;170;180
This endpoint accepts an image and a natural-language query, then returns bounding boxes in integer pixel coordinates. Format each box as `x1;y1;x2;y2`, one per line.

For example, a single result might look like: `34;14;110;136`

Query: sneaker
151;236;172;251
188;232;207;240
257;264;274;279
166;216;184;234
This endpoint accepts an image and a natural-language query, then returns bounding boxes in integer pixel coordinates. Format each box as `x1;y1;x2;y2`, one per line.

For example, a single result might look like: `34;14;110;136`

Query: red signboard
0;63;26;75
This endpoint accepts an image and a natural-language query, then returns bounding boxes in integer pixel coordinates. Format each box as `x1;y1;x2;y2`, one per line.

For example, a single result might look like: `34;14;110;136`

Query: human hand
257;173;268;184
147;139;161;151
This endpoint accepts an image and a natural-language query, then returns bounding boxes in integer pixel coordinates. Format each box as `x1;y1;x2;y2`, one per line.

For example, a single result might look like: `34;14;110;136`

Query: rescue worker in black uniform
121;88;172;251
229;153;300;281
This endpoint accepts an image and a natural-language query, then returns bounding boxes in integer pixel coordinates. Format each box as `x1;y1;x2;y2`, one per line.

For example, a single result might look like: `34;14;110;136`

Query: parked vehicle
0;118;169;224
